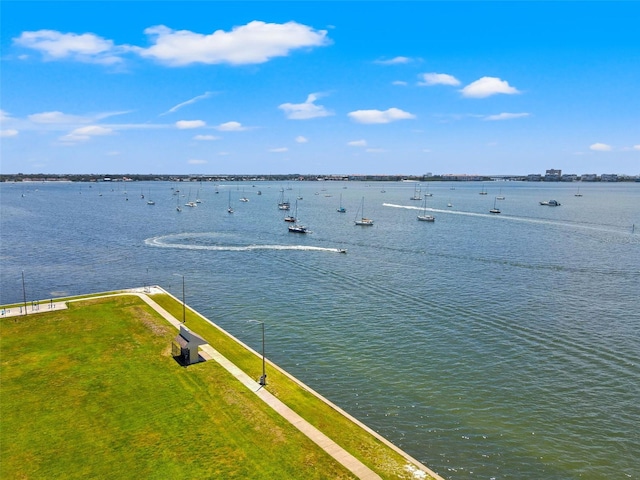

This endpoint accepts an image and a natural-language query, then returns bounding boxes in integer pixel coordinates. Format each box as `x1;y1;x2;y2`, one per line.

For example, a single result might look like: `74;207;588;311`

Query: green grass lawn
1;292;436;479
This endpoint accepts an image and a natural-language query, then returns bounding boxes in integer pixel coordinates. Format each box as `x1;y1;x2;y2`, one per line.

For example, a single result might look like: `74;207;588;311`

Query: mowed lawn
1;295;357;479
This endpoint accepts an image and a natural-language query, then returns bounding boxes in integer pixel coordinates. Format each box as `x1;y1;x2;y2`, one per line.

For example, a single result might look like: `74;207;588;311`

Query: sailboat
575;186;583;197
184;189;197;207
277;189;290;210
146;188;155;205
410;184;422;200
417;196;435;222
424;182;433;197
288;200;308;233
176;196;182;212
496;187;505;200
227;191;234;213
479;184;488;195
489;197;501;214
354;197;374;226
337;194;346;213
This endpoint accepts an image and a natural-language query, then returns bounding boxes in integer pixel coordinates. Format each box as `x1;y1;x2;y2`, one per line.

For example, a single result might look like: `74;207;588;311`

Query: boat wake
145;233;344;253
383;203;636;235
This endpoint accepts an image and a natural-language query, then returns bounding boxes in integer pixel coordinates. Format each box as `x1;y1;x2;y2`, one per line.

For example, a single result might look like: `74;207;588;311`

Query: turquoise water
2;180;639;479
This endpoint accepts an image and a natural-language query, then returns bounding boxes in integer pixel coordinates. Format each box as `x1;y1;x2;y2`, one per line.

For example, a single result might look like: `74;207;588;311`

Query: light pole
173;273;186;323
21;271;28;316
249;320;266;386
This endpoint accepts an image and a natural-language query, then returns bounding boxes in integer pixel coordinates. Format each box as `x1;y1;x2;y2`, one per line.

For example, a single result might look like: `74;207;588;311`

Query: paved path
1;301;68;318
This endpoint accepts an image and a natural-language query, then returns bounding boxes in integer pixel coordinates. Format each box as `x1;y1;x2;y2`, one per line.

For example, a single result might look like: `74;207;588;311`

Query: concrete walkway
1;301;68;317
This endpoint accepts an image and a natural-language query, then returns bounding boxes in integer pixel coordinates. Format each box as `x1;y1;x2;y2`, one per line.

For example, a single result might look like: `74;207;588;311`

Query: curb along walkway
133;291;382;479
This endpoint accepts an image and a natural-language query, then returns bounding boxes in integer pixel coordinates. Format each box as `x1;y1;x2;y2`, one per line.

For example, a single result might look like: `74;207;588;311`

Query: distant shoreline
2;173;637;183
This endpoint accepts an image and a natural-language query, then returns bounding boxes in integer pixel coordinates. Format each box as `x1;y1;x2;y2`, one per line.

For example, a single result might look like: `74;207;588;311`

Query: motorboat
540;199;561;206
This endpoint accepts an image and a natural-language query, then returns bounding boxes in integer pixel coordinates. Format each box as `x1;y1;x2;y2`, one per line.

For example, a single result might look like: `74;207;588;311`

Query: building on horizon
600;173;618;182
544;169;562;181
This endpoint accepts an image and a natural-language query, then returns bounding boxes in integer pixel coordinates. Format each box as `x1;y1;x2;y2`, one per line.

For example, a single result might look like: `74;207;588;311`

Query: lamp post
249;320;266;386
22;271;28;316
173;273;186;323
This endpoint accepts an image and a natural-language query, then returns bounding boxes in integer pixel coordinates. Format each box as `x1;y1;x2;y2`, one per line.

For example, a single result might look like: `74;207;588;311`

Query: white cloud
484;112;530;121
418;73;460;86
348;139;367;147
366;148;385;153
633;145;640;151
348;108;416;124
60;125;113;142
461;77;521;98
188;159;208;165
375;56;411;65
392;80;408;86
0;129;19;137
193;134;219;141
269;147;288;153
71;125;112;136
161;92;215;115
14;30;124;65
589;143;612;151
28;111;89;124
176;120;205;129
0;110;13;122
139;21;329;66
216;121;245;131
279;93;332;120
295;136;308;143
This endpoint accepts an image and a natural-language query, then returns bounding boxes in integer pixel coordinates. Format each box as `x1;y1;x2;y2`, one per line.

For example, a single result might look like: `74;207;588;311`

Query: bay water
1;180;639;479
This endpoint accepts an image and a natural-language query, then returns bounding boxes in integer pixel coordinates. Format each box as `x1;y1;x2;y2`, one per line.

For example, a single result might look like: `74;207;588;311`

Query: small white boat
540;199;561;206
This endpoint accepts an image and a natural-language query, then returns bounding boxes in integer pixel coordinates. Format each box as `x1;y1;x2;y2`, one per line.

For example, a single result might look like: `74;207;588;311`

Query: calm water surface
2;180;639;479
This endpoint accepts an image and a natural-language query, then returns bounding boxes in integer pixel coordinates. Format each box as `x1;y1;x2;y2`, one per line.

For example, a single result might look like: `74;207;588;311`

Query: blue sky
1;1;638;175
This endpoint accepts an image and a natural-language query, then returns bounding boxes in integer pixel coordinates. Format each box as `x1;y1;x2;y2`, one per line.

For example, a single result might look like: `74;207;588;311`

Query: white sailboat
417;196;435;222
490;197;501;214
184;189;197;207
337;194;346;213
288;200;308;233
277;189;290;210
354;197;374;226
410;184;422;200
227;191;234;213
